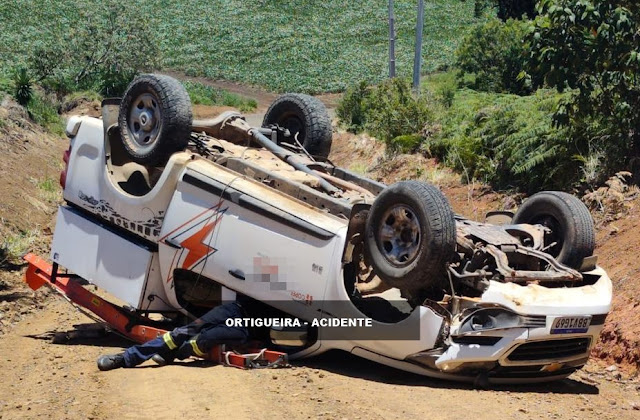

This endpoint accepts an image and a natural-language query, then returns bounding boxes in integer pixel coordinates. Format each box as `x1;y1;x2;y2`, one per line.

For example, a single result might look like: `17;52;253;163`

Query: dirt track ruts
1;297;639;420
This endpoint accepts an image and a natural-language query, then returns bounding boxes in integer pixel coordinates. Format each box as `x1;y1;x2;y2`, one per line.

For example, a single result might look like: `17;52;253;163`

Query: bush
40;71;77;99
426;89;579;192
336;81;370;133
13;68;33;106
98;66;138;97
0;77;11;94
437;84;456;108
341;71;613;193
469;91;574;191
389;135;423;154
472;0;496;18
27;93;64;136
455;19;531;95
364;79;431;144
338;78;432;149
0;228;41;268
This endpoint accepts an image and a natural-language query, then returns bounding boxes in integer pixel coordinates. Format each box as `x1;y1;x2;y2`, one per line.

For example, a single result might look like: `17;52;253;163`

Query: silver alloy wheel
127;93;162;152
378;204;421;265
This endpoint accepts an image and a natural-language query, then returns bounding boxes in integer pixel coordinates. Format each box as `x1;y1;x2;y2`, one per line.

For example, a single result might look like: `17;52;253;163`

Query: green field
0;0;482;93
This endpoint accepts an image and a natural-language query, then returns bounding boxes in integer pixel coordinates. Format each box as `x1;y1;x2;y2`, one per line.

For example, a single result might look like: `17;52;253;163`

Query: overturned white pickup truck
46;74;610;383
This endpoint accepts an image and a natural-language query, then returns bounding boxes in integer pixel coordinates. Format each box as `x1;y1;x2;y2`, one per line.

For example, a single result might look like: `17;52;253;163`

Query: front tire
364;181;456;293
118;74;193;166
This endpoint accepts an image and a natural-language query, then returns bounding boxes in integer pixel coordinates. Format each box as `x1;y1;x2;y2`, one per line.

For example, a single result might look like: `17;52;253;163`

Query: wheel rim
128;93;162;151
377;204;421;266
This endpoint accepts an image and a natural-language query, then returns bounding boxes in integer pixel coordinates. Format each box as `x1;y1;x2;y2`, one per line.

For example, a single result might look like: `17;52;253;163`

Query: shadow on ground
25;323;131;349
298;350;599;395
0;290;33;302
24;325;600;395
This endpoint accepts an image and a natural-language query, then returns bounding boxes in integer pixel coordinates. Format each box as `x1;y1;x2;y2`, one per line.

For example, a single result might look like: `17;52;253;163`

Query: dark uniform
97;297;262;371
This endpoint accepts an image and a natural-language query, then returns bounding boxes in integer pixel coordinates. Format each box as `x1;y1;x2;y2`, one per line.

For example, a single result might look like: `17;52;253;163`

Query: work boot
97;353;126;371
151;354;174;366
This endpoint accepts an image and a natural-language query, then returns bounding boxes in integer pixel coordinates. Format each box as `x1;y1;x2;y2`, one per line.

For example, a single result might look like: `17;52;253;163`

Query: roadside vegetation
35;177;62;204
0;0;257;136
1;0;637;193
183;81;257;112
338;0;640;194
0;228;41;269
0;0;482;94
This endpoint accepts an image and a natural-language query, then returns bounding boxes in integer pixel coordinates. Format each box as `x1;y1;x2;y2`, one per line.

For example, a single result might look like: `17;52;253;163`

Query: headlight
458;308;521;333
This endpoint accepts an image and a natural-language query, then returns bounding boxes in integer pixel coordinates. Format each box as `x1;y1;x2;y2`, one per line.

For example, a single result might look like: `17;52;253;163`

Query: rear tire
118;74;193;166
364;181;456;293
262;93;332;158
512;191;595;270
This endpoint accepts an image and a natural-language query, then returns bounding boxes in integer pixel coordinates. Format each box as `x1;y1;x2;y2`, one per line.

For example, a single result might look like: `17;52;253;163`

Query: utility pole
412;0;425;92
388;0;396;78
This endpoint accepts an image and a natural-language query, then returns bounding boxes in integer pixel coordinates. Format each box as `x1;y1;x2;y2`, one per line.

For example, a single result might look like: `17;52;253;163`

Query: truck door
158;165;347;321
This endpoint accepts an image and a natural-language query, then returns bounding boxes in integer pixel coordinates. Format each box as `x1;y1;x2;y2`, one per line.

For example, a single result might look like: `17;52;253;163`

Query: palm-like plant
14;67;33;107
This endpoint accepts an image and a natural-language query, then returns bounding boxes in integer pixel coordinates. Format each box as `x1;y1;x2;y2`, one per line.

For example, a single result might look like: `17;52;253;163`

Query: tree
470;1;537;20
29;1;160;97
527;0;640;175
497;0;536;20
455;19;531;95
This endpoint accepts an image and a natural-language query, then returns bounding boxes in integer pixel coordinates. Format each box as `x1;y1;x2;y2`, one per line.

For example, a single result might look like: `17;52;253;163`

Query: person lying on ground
97;296;261;371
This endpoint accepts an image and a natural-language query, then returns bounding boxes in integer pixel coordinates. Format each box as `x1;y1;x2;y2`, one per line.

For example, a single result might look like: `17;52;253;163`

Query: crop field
0;0;482;93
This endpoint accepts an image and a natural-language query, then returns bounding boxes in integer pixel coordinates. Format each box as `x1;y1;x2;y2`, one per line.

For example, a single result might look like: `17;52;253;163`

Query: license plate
550;316;592;334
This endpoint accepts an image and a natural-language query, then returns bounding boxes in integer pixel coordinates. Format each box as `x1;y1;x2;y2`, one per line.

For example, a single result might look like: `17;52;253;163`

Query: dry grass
0;223;42;268
348;162;368;176
37;177;62;204
415;165;460;186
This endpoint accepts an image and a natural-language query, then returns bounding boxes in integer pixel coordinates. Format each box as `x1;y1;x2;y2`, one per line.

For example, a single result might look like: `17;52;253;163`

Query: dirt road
159;70;342;113
0;296;639;420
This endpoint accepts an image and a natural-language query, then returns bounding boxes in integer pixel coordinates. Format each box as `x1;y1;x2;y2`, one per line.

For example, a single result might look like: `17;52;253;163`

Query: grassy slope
0;0;481;93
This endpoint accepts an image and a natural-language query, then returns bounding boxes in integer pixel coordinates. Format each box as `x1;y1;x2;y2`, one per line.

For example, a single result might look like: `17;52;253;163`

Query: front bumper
413;268;612;379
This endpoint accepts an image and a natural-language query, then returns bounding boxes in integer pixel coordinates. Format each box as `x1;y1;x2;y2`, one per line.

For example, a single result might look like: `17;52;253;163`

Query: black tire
118;74;193;166
262;93;332;158
364;181;456;292
512;191;595;270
